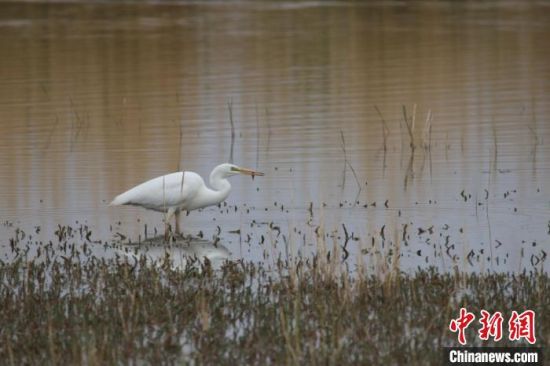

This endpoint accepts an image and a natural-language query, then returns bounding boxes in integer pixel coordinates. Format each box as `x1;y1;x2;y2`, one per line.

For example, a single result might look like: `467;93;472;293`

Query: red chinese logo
449;307;476;345
478;310;503;341
508;310;536;344
449;308;536;345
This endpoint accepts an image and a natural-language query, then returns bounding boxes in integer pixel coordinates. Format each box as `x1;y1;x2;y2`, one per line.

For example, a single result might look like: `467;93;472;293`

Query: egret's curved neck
205;166;232;205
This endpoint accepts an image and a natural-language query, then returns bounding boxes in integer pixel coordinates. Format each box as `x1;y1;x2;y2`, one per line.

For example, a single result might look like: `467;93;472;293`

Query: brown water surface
1;1;549;272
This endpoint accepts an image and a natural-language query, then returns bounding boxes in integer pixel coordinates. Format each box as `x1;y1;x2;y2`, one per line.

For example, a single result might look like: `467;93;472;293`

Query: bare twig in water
227;99;236;164
340;135;347;189
399;107;404;169
265;107;272;154
402;104;416;151
428;111;433;181
177;124;183;172
419;109;433;181
528;125;539;162
445;132;450;160
374;105;390;177
422;110;432;151
485;185;494;271
483;117;498;272
491;117;498;180
255;104;260;169
340;130;362;204
162;176;167;236
402;105;417;190
173;122;185;193
341;224;350;261
527;98;540;177
69;98;88;152
404;153;414;191
411;103;416;138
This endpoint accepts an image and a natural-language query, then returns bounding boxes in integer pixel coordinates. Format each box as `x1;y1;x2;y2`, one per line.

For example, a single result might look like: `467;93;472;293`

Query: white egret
110;163;264;240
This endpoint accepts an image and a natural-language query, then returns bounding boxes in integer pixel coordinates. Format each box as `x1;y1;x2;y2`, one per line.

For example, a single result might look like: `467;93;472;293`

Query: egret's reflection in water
118;236;231;271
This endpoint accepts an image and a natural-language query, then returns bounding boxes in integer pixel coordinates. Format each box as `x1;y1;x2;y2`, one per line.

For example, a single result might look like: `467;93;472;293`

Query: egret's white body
110;163;263;239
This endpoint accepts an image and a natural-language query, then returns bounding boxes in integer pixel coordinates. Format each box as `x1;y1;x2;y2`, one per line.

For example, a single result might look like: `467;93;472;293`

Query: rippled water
0;1;549;272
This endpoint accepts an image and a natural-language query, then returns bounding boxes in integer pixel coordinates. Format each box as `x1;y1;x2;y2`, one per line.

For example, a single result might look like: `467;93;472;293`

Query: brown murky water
0;1;549;272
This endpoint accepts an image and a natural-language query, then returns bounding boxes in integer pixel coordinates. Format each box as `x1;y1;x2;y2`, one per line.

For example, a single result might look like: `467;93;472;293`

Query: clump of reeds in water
0;227;548;365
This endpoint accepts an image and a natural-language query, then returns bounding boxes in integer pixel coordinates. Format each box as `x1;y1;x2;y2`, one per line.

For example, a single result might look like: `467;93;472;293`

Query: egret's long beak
237;167;264;176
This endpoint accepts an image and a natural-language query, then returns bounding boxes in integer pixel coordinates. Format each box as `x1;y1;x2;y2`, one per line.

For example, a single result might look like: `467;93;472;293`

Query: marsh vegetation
1;227;548;365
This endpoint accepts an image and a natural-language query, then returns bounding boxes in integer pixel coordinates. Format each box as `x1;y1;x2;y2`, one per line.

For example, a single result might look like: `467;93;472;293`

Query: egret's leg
175;210;181;235
164;207;176;241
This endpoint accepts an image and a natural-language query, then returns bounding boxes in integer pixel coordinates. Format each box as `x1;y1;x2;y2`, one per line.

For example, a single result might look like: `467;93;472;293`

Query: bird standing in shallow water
110;163;264;240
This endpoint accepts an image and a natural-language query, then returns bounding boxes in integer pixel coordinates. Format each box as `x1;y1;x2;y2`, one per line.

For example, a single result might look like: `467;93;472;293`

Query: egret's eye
230;166;239;172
